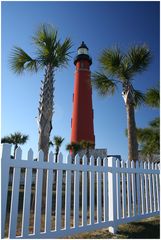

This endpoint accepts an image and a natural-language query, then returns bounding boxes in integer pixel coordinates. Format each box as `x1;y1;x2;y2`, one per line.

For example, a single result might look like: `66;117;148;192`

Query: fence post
73;154;80;228
89;156;95;225
55;152;63;231
9;147;22;238
1;144;12;238
108;157;117;234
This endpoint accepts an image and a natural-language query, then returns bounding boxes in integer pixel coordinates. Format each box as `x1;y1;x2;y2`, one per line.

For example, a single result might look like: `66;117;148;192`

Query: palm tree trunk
86;147;90;163
54;149;59;183
38;64;54;161
55;147;59;163
126;103;138;161
37;64;54;212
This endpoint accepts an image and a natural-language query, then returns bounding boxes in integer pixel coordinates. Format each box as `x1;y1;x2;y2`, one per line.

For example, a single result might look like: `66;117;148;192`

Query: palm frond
137;127;160;156
126;45;151;75
53;136;64;147
136;128;153;142
33;24;72;68
33;24;59;62
145;87;160;108
1;136;12;144
92;72;117;96
10;47;38;74
149;117;160;129
79;140;95;149
99;47;123;76
1;132;28;145
118;60;132;81
66;142;81;154
10;132;29;144
33;24;58;49
55;38;72;68
133;89;146;107
49;141;54;147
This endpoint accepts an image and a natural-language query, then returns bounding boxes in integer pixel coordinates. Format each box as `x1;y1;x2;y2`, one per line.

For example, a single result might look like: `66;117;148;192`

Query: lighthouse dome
78;41;89;55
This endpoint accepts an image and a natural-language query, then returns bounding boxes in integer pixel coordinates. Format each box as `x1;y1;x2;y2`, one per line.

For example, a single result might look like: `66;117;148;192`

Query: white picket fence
1;144;160;239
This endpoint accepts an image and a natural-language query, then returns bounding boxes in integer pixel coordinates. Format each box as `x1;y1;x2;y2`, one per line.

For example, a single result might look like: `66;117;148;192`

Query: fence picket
34;150;44;235
22;149;34;237
89;156;95;225
9;147;22;238
140;161;145;215
148;162;153;212
65;154;72;230
73;154;80;228
121;161;126;218
131;160;136;216
82;155;88;226
127;161;132;217
108;157;117;234
136;161;141;215
144;162;149;213
155;163;160;211
152;163;156;212
1;144;11;238
116;159;121;219
55;152;63;231
96;157;102;223
103;157;108;222
45;151;54;233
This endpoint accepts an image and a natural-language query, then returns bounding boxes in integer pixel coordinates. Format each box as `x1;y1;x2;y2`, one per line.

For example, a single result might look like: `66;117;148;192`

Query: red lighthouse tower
71;41;95;145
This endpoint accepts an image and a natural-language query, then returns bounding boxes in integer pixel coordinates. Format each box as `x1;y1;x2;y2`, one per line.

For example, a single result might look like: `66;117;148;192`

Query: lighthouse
71;42;95;145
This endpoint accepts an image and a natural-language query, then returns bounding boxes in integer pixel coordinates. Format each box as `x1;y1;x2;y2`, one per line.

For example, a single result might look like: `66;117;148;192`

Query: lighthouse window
78;48;88;55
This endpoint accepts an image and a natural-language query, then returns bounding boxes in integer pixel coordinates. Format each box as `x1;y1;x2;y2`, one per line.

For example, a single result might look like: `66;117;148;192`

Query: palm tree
137;85;160;160
1;132;28;158
79;140;95;160
10;24;72;161
92;45;151;161
66;142;82;158
50;136;64;162
137;118;159;159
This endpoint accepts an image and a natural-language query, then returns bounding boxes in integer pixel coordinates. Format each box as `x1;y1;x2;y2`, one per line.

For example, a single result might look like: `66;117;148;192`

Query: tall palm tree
92;45;151;161
10;24;72;161
1;132;28;158
50;136;64;162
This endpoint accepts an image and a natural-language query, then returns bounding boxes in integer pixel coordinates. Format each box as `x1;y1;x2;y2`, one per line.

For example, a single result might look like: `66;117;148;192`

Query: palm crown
49;136;64;162
92;45;151;105
10;24;72;73
1;132;28;157
52;136;64;152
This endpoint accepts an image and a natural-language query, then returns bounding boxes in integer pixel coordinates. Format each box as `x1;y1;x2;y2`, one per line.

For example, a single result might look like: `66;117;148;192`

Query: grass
65;216;160;239
5;213;159;239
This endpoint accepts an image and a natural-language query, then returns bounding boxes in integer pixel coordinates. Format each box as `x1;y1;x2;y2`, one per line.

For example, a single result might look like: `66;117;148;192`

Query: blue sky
1;1;160;160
